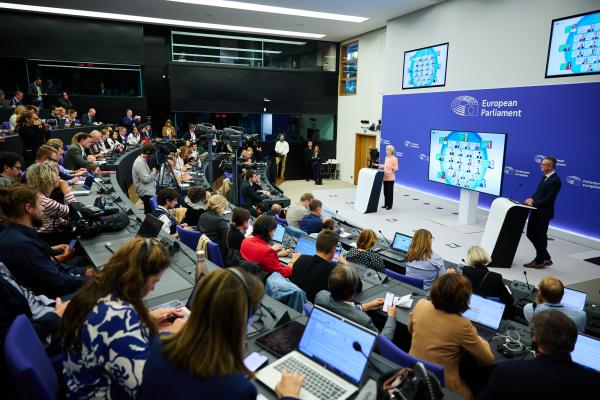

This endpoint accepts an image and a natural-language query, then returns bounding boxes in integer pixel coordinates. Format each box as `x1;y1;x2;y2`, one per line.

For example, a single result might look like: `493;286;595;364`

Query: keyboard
379;249;405;261
475;324;498;341
275;356;347;400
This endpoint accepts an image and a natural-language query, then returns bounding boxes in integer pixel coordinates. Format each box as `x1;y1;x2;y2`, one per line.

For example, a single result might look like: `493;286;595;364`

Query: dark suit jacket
240;180;266;207
80;113;95;126
531;172;561;219
182;131;197;142
478;353;600;399
64;143;90;171
57;97;74;110
291;255;335;303
26;82;42;102
9;97;22;106
122;116;136;132
462;264;514;316
197;210;229;244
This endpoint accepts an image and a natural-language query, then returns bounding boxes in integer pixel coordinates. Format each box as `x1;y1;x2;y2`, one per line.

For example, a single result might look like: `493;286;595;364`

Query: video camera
69;202;129;239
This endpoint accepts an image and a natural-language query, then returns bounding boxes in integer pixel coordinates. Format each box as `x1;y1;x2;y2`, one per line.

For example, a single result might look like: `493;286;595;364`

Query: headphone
227;268;254;332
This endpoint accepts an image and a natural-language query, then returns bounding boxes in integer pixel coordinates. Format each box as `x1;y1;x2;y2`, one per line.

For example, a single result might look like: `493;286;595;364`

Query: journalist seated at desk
404;229;452;291
315;264;397;340
461;246;514;317
523;276;587;332
345;229;386;273
0;184;88;298
408;273;494;400
478;309;600;399
197;194;229;245
299;199;323;235
139;268;303;400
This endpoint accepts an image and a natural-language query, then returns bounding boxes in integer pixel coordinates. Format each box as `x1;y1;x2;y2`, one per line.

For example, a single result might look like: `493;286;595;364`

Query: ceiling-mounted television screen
546;10;600;78
402;43;448;90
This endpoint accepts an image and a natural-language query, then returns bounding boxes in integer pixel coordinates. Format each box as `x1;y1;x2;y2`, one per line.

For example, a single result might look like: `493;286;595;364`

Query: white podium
354;168;383;213
481;197;535;268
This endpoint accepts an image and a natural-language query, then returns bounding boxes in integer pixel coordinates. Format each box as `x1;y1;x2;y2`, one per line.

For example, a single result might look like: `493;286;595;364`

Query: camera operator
133;144;158;214
240;169;270;215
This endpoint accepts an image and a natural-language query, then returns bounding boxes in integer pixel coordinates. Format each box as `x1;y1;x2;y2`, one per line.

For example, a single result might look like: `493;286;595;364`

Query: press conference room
1;0;600;399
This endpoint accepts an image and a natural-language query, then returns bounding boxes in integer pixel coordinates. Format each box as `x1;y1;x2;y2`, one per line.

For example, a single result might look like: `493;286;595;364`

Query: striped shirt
39;192;76;233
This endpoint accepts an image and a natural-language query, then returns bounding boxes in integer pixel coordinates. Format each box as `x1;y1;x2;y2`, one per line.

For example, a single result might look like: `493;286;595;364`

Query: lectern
481;197;535;268
354;168;383;213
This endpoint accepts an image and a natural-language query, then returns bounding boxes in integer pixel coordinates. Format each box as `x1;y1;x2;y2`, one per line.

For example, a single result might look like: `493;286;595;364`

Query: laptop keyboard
379;249;405;261
275;356;347;400
476;325;498;341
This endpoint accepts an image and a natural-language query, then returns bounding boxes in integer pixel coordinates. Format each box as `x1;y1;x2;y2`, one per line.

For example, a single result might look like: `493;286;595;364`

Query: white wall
383;0;600;94
336;0;600;183
336;28;386;182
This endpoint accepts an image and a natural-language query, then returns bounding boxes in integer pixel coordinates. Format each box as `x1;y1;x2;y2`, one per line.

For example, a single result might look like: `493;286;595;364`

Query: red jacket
240;235;292;278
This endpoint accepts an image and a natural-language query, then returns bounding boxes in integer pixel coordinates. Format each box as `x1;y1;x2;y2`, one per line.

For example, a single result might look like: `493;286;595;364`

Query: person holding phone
139;268;303;399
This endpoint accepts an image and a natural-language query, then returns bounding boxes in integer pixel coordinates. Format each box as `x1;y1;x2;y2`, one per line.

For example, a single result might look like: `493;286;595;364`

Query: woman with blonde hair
462;246;514;316
9;104;26;131
405;228;450;290
26;161;76;244
381;144;398;210
139;268;303;399
162;119;175;140
345;229;385;272
198;194;229;245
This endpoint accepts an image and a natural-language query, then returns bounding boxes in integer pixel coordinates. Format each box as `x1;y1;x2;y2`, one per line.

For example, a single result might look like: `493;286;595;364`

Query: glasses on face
13;164;22;171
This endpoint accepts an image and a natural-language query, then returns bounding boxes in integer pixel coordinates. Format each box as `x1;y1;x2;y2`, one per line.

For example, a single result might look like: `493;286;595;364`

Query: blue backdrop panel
381;82;600;240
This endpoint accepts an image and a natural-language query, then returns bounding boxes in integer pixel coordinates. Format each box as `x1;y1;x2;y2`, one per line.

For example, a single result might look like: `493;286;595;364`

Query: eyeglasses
13;165;22;171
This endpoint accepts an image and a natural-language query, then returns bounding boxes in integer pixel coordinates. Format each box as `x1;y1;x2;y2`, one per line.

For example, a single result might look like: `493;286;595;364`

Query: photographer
133;144;158;214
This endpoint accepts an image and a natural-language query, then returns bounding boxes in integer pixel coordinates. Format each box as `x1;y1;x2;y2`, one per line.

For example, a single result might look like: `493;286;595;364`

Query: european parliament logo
504;166;515;175
451;96;479;116
534;154;546;164
566;176;583;186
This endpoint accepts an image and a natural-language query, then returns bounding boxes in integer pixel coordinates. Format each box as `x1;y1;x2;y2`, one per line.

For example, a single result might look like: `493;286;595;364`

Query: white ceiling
3;0;445;41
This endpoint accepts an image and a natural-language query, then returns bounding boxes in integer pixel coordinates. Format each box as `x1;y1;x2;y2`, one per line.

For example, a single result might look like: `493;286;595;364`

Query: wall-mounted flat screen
546;10;600;77
428;130;507;196
402;43;448;89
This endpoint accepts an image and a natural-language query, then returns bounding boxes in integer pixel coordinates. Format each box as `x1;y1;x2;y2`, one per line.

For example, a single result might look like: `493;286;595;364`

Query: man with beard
0;184;87;298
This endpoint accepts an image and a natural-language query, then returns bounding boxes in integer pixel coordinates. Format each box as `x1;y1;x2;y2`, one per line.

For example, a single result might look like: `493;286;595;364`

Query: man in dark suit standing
478;310;600;399
26;77;45;109
524;156;561;269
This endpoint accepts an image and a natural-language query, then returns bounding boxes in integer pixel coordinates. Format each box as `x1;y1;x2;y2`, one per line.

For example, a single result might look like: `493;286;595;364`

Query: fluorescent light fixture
0;2;325;38
167;0;368;23
174;43;281;54
37;64;140;71
172;31;306;45
173;52;261;60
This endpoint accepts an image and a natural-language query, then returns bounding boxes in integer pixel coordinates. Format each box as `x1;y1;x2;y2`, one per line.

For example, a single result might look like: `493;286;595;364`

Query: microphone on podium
508;183;523;203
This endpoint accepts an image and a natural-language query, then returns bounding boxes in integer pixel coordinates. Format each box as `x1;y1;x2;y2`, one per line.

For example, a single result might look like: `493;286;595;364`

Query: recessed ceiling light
167;0;369;23
0;2;326;38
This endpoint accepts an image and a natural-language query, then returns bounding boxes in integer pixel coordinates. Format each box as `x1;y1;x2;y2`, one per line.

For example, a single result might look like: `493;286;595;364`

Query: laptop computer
379;232;413;261
256;305;377;400
82;172;95;190
137;214;164;238
562;288;588;311
271;223;286;244
461;294;506;340
572;334;600;372
322;209;334;218
280;235;317;264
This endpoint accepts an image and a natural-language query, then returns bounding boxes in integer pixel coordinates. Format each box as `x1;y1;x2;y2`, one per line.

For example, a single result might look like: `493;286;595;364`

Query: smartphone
244;352;269;372
332;245;342;263
69;239;77;249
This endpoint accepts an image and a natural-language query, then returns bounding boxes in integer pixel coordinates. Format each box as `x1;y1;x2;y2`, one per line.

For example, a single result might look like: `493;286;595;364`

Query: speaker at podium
481;197;536;268
354;168;383;213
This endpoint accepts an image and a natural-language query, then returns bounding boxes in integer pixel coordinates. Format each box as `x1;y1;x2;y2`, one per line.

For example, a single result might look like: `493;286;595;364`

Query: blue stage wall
381;82;600;240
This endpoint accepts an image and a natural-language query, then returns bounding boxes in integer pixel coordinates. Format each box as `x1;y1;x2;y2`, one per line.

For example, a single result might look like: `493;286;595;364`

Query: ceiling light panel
167;0;369;23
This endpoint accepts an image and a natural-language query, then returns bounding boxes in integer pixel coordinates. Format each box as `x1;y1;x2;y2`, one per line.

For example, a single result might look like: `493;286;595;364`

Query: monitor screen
299;306;377;385
572;334;600;372
462;294;505;330
546;11;600;78
391;233;412;252
562;288;587;311
322;209;334;218
429;130;507;196
272;223;285;243
402;43;449;90
294;236;317;256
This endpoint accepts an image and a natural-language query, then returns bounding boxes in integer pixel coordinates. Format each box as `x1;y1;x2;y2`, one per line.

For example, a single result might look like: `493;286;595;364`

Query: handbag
377;362;444;400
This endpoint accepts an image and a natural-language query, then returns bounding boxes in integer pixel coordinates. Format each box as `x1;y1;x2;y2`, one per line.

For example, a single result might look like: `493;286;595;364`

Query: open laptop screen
82;172;95;190
272;224;285;243
462;294;505;330
562;288;587;311
322;209;334;218
137;214;164;238
294;236;317;256
572;334;600;372
391;232;412;252
299;306;377;385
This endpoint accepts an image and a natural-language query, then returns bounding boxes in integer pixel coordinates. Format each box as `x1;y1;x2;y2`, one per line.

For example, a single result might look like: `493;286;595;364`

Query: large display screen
402;43;448;89
546;10;600;77
428;130;507;196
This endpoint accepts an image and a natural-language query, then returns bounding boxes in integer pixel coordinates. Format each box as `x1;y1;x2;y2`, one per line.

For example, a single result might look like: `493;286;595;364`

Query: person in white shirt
274;133;289;179
127;126;141;145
